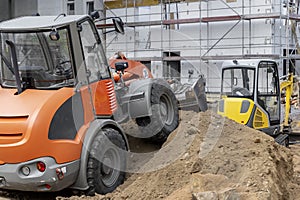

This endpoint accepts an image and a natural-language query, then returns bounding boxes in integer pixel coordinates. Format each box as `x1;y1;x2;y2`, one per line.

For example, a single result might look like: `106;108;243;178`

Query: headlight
21;166;31;176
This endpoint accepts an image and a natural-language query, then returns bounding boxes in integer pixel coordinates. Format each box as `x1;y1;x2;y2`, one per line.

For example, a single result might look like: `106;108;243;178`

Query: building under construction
101;0;300;94
1;0;300;93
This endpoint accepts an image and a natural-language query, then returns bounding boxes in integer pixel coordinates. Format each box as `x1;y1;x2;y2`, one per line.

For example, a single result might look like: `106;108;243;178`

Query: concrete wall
3;0;297;92
0;0;38;21
0;0;10;21
37;0;103;16
104;0;300;92
13;0;38;17
38;0;65;15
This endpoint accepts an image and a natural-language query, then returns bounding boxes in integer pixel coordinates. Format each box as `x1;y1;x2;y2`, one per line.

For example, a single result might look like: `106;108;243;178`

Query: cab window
78;20;110;83
222;67;255;98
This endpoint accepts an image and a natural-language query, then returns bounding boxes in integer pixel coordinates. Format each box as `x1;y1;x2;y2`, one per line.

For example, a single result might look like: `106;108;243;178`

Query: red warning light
37;161;46;172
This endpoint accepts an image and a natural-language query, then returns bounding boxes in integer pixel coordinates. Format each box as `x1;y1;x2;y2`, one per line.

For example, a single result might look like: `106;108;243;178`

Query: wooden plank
104;0;159;9
226;0;237;3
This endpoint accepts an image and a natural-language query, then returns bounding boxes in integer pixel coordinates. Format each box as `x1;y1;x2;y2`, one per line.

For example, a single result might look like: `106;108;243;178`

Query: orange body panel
0;87;92;164
91;79;117;116
109;59;153;82
80;85;95;123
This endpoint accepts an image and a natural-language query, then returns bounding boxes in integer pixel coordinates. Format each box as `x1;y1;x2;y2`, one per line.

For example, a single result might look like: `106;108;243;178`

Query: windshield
221;67;255;97
0;29;74;89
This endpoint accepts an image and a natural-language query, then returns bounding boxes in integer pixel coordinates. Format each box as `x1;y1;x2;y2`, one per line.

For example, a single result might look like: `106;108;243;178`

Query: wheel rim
159;94;174;126
100;148;121;187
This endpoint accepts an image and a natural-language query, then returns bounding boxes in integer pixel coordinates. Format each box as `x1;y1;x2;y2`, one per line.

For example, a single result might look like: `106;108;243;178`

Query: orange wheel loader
0;13;130;195
109;53;208;114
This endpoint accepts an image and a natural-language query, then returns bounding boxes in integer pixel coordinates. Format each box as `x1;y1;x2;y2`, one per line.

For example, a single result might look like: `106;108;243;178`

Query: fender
122;78;153;119
71;119;128;190
123;78;172;119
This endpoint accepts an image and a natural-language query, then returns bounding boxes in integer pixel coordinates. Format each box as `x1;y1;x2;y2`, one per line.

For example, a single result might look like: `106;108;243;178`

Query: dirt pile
1;111;300;200
90;111;298;200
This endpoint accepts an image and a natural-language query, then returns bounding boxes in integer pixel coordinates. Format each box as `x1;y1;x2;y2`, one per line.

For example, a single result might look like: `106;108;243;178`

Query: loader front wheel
86;128;126;196
136;80;179;144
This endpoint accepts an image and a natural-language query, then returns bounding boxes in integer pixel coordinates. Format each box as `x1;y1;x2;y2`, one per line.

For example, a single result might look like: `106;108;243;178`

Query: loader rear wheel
86;128;126;196
136;80;179;144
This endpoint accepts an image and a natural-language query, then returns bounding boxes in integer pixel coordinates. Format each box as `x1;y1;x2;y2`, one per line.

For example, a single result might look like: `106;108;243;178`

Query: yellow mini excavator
218;59;294;146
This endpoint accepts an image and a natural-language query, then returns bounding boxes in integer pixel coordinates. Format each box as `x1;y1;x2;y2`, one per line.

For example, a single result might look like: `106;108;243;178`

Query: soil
1;110;300;200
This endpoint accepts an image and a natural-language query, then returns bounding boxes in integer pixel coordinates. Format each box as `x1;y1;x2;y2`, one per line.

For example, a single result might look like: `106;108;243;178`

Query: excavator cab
218;60;282;137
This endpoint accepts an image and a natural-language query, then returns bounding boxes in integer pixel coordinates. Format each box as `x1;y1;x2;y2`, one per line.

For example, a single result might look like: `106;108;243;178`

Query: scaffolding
100;0;300;93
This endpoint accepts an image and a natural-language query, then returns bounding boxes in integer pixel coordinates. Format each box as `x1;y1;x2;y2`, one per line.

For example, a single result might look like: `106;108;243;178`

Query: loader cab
219;60;281;136
0;15;118;116
0;15;113;89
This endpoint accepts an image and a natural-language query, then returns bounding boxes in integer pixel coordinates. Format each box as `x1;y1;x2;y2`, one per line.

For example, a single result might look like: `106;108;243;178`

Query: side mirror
115;62;128;73
49;30;60;41
112;18;124;34
96;16;125;34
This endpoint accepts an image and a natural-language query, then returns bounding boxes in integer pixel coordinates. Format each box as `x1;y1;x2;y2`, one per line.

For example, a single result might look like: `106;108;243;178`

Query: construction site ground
1;109;300;200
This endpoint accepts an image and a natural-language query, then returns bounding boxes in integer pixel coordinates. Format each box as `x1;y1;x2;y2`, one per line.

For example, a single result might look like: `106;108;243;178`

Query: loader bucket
192;76;208;112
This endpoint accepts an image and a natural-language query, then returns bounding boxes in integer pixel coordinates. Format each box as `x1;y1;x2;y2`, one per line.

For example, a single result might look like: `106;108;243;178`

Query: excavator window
221;67;255;98
257;61;280;125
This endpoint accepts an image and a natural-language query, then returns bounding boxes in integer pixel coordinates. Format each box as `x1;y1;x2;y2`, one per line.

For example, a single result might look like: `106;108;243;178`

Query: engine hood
0;86;85;164
0;87;74;146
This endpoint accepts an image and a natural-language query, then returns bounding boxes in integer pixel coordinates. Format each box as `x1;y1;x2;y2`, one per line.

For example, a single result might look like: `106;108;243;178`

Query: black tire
135;80;179;144
86;128;127;196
